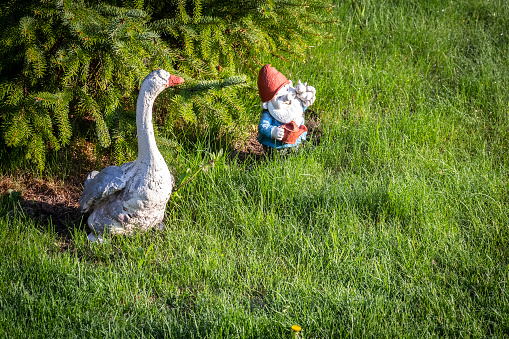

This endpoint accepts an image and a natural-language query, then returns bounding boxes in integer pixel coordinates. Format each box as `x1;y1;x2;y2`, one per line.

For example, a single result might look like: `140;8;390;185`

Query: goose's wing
79;162;134;213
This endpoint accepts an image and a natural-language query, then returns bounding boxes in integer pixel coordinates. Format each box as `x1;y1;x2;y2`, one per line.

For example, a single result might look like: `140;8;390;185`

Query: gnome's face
264;82;303;124
269;84;296;109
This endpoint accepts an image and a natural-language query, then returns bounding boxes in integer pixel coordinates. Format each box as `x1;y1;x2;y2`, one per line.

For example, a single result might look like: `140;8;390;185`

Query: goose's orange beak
168;75;185;87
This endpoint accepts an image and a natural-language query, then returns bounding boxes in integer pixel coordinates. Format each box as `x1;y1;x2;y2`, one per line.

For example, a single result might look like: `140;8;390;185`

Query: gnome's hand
294;80;316;107
271;127;284;141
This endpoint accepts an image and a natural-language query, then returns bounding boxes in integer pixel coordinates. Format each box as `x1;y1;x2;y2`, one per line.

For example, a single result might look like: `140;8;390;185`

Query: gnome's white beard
266;99;303;124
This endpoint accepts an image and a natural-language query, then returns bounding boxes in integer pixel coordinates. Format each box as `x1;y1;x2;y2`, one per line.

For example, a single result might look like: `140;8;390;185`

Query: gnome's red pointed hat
281;121;308;144
257;64;290;102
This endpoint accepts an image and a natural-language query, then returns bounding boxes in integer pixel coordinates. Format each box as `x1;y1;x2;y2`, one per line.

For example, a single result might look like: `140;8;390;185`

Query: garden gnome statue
257;64;316;153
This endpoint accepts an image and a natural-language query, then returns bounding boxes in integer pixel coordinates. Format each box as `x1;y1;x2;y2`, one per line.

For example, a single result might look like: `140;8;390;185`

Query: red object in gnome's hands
281;121;307;144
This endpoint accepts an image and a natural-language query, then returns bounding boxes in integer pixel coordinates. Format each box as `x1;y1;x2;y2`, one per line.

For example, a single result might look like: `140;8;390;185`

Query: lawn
1;0;508;337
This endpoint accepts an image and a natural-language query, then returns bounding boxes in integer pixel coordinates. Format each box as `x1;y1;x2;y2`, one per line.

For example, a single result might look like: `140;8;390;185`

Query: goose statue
79;69;184;241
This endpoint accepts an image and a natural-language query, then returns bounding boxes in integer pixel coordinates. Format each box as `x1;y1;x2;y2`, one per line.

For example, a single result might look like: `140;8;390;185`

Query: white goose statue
79;69;184;241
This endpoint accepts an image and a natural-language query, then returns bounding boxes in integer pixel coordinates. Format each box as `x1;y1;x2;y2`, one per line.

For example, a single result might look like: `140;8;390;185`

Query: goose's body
80;70;184;238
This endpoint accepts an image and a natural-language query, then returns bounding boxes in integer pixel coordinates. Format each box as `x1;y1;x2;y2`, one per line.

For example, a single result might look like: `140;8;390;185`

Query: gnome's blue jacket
257;109;307;149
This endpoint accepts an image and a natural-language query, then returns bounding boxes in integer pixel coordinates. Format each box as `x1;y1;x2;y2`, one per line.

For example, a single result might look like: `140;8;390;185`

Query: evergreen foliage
0;0;332;170
149;0;334;74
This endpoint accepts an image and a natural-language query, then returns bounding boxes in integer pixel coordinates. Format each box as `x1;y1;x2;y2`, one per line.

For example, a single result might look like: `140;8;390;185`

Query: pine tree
0;0;333;170
0;0;171;169
149;0;334;75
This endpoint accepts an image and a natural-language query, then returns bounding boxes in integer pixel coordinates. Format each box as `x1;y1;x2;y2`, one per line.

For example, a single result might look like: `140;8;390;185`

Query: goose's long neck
136;88;161;163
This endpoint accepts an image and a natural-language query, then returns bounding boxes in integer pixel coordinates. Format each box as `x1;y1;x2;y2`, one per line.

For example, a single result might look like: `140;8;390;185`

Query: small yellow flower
292;325;301;332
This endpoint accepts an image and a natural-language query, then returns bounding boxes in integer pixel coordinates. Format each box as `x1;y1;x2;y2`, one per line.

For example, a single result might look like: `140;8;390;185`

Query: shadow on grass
1;192;85;240
275;179;417;231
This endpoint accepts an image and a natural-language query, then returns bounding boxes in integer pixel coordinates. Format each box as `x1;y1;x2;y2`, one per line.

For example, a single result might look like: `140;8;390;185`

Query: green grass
1;0;508;337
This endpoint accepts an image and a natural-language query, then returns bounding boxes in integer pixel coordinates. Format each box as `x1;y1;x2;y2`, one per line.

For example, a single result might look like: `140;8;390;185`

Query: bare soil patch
0;173;85;236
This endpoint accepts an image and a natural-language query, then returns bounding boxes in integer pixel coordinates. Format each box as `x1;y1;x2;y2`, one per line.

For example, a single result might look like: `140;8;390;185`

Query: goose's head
141;69;185;98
